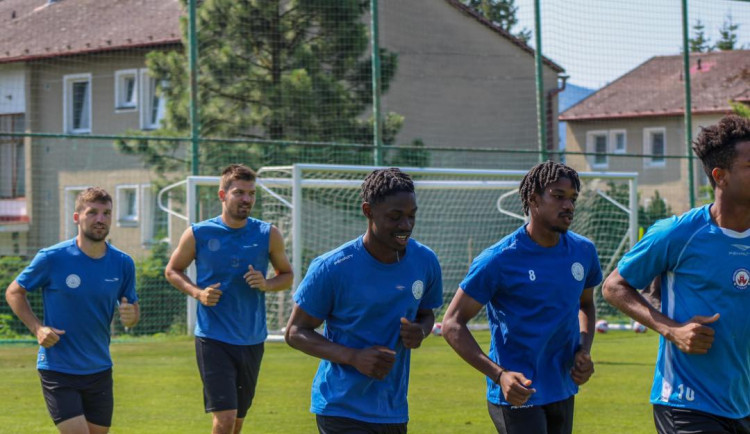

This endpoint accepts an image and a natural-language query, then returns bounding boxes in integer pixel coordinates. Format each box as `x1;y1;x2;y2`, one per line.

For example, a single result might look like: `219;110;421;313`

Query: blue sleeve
618;217;676;289
15;250;50;292
459;248;500;305
119;256;138;303
584;243;603;289
419;253;443;310
293;256;333;320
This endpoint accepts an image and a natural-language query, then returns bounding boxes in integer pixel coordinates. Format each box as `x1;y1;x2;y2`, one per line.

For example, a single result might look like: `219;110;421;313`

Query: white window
611;130;626;154
116;185;139;226
64;186;90;239
139;69;166;130
586;130;609;169
63;73;92;133
0;114;25;198
115;69;138;110
644;127;666;168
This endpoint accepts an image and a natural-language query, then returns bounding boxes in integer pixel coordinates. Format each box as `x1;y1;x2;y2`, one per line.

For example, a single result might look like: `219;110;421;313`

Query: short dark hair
519;161;580;216
360;168;414;205
692;114;750;188
75;187;112;213
220;164;256;191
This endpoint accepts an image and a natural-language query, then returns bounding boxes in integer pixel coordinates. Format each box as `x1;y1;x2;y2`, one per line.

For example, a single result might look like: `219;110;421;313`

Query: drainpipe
546;74;568;161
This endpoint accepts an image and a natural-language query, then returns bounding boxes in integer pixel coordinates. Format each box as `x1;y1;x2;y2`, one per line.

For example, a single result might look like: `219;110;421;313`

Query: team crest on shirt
571;262;584;282
733;268;749;291
65;274;81;289
208;239;221;252
412;280;424;300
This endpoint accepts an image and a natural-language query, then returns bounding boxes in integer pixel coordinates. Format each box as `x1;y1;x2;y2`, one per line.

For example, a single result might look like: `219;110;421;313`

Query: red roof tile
0;0;182;63
560;50;750;121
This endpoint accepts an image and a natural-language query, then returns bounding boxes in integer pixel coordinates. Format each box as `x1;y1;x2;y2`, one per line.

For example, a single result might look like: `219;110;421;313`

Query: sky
514;0;750;89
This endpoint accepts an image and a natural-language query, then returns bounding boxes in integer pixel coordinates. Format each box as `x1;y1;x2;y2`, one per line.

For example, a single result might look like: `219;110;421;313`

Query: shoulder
192;216;222;232
246;217;272;231
38;239;76;260
644;206;708;242
107;243;135;265
407;239;439;262
315;238;360;267
565;231;598;251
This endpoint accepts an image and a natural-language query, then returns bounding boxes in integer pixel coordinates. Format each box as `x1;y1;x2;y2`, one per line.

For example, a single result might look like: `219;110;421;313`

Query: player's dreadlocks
519;161;580;216
692;114;750;188
360;168;414;205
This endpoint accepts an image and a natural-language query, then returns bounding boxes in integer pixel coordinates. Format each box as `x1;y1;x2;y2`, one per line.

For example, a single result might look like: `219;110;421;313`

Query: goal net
177;164;637;335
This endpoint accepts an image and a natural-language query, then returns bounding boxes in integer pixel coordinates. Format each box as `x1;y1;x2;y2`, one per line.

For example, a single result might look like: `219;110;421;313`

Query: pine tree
463;0;532;43
689;20;712;53
716;13;740;51
116;0;425;175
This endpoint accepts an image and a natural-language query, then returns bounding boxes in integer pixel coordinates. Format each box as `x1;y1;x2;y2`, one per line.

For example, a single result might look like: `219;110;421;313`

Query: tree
689;19;713;53
462;0;532;43
716;13;741;51
116;0;427;176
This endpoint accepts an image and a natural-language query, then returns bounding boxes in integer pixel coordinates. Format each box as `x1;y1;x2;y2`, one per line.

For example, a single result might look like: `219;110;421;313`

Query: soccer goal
162;164;638;336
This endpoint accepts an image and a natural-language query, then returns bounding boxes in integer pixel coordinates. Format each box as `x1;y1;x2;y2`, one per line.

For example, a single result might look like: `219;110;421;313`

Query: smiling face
363;191;417;262
529;176;578;234
74;200;112;242
220;179;256;223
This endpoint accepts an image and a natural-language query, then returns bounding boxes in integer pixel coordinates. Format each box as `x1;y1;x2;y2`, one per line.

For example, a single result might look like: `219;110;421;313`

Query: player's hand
399;317;426;349
351;346;396;380
243;265;267;291
118;297;137;328
571;350;594;385
36;326;65;348
498;370;536;407
667;313;719;354
198;283;222;306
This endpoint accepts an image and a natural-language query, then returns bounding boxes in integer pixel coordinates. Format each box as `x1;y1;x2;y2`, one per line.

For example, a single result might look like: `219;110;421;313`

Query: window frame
586;130;609;169
139;69;166;130
643;127;667;168
116;184;140;227
63;185;91;239
114;69;138;111
62;73;92;134
610;129;627;154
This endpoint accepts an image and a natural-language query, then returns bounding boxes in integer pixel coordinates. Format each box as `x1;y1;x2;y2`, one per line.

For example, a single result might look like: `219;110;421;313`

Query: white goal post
160;164;638;336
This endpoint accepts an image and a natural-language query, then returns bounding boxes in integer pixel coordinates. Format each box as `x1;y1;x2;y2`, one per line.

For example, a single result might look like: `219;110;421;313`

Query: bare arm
603;269;719;354
5;280;64;347
285;303;396;380
571;287;596;385
244;225;293;292
442;288;535;406
164;227;222;306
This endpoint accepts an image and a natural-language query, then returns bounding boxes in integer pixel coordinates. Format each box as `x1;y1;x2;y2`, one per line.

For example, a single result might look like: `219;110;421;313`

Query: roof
0;0;182;64
560;50;750;121
444;0;565;73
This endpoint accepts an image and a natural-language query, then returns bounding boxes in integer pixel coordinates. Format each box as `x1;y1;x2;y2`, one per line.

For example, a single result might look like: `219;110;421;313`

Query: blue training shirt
618;205;750;419
192;216;271;345
460;225;602;406
293;236;443;424
16;239;137;375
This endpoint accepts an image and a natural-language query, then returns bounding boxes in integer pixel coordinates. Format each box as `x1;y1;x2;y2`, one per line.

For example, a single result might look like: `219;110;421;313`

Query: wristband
494;367;505;384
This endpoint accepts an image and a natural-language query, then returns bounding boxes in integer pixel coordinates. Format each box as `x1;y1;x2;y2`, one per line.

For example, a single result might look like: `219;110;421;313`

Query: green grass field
0;331;658;433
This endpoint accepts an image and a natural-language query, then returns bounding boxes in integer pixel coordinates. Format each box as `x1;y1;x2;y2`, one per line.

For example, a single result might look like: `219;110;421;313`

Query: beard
228;205;251;220
82;225;109;242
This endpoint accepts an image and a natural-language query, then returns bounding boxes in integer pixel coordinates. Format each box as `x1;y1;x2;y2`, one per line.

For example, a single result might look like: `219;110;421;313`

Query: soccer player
164;164;293;434
5;187;140;434
442;161;602;434
603;114;750;434
285;168;442;433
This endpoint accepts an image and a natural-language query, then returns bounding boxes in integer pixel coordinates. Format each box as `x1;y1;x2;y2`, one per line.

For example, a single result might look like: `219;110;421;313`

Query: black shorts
195;337;264;419
316;415;407;434
38;368;114;427
488;396;575;434
653;404;750;434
